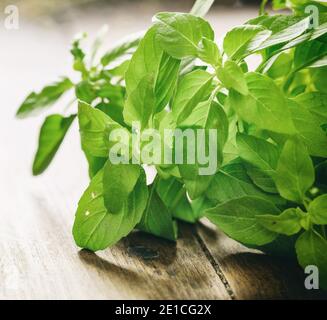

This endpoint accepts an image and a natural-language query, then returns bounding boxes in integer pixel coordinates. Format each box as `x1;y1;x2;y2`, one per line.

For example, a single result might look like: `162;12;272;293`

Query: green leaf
206;160;283;205
275;22;327;55
217;60;248;95
75;81;97;104
236;133;279;176
138;184;177;241
32;114;75;175
294;92;327;126
125;27;180;113
95;102;125;127
309;194;327;225
78;101;124;157
104;60;130;78
156;177;199;223
125;26;163;95
265;52;293;79
246;165;278;194
123;74;156;129
95;83;126;126
198;37;222;66
205;196;280;246
178;99;229;148
311;67;327;94
223;25;271;60
190;0;215;17
155;12;214;59
172;69;213;124
84;152;107;179
101;35;141;66
73;169;148;251
294;39;327;70
155;52;181;112
288;99;327;158
178;100;228;199
255;16;311;51
16;78;73;118
257;208;303;236
103;162;141;213
295;230;327;290
229;72;296;134
275;138;314;203
71;33;88;76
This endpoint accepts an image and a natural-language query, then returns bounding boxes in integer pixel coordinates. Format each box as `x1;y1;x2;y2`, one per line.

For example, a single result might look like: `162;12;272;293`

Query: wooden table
1;1;326;300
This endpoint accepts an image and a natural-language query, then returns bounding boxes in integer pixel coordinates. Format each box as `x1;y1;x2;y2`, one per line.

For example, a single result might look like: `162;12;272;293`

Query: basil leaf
217;60;248;95
84;152;107;179
125;27;180;113
294;40;327;70
206;160;283;205
275;138;315;203
295;230;327;290
78;101;124;157
224;24;271;60
178;100;228;199
257;208;303;236
73;169;148;251
311;67;327;94
71;33;87;76
95;102;125;127
236;133;279;176
75;81;97;104
229;72;296;134
104;60;130;78
294;92;327;125
256;16;311;51
16;78;73;118
288;99;327;158
265;52;293;79
155;12;214;59
138;184;178;241
205;196;280;246
101;35;141;66
172;69;213;124
246;165;279;194
32;114;75;175
309;194;327;225
198;37;222;66
178;99;228;148
123;74;155;129
156;177;199;223
125;26;163;95
103;162;141;213
155;52;181;113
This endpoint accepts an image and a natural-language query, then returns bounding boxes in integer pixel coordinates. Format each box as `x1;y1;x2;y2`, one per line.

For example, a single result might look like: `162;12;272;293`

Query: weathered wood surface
1;1;327;300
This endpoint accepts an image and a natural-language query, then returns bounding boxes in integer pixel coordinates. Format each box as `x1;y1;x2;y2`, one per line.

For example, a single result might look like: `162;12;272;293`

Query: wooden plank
196;219;326;300
0;225;230;300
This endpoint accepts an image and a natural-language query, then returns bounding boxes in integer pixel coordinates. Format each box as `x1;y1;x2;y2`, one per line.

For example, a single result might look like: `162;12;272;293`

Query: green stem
259;0;269;16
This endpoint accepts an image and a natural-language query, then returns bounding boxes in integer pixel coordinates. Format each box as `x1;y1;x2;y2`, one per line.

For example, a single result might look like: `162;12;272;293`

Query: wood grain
196;219;327;300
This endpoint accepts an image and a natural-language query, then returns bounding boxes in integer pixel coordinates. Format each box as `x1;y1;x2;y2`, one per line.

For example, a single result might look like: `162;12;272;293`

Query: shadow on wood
197;220;327;300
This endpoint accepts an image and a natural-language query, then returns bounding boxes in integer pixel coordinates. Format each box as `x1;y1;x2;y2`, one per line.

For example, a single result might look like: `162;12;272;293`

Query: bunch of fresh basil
17;0;327;290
